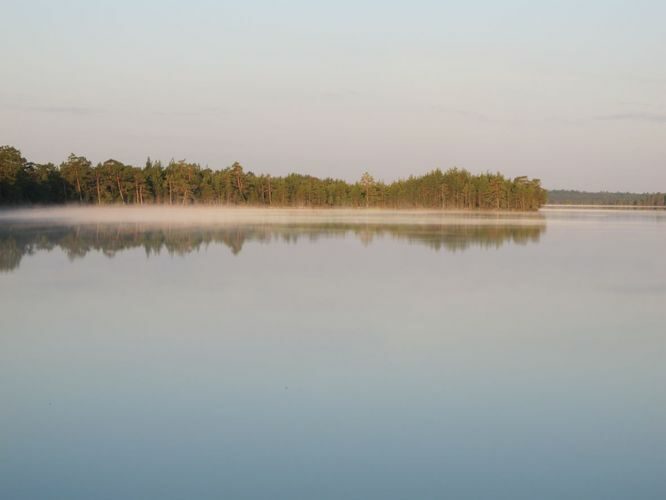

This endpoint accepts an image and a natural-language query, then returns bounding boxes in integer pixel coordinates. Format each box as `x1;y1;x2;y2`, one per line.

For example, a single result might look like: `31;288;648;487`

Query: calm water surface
1;208;664;499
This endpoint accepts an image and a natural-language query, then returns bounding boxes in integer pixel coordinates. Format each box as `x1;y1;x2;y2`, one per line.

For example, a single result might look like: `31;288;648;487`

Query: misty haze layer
0;206;548;227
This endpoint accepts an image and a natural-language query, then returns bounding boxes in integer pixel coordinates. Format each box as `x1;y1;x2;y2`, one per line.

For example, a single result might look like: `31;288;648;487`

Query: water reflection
0;221;545;272
3;211;665;500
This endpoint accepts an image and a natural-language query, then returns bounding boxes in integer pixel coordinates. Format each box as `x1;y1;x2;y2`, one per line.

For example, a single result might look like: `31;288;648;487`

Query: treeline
547;190;666;206
0;145;547;210
0;222;545;272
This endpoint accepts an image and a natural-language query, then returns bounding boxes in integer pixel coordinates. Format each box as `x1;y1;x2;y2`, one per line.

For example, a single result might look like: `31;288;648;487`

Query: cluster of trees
0;145;547;210
547;190;666;207
0;222;545;272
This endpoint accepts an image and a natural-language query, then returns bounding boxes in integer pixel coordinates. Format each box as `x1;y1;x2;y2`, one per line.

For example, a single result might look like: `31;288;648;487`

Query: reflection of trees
0;221;545;272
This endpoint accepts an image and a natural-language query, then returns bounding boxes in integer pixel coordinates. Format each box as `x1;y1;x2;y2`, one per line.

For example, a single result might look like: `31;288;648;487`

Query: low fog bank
0;206;546;227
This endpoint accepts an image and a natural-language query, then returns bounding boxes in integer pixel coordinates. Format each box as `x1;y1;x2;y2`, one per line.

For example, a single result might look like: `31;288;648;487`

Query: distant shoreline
546;189;664;207
544;204;666;210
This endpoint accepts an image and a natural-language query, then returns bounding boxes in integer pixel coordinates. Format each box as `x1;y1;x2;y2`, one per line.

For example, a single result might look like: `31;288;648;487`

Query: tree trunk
235;174;245;201
76;172;83;202
116;176;125;204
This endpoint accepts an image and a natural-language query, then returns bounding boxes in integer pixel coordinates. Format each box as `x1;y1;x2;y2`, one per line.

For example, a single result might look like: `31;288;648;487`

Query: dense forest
0;145;546;210
0;222;545;272
547;190;666;206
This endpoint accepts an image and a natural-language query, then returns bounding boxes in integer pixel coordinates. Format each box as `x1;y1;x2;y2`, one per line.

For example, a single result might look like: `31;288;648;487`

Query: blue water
1;209;664;499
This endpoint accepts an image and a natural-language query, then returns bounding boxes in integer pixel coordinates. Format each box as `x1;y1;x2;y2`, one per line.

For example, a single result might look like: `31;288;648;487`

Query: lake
1;207;664;499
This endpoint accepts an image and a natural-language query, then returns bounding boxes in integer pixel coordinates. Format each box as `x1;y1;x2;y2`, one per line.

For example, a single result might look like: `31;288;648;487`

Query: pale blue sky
1;0;664;191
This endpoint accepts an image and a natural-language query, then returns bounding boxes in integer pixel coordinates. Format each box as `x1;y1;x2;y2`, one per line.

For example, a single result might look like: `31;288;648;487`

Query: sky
1;0;664;191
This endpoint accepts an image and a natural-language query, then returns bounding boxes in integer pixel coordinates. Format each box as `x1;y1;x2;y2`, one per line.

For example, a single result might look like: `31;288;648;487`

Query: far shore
543;204;666;210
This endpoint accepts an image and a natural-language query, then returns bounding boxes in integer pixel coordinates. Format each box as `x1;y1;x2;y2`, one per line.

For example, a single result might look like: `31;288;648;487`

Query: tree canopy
0;145;547;210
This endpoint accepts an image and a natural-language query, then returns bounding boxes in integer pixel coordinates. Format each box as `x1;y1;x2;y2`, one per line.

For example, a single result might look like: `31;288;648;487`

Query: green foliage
59;154;93;202
0;146;27;203
0;145;548;210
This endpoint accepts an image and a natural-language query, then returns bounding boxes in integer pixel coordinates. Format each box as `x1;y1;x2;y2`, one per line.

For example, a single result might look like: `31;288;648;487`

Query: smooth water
1;208;664;500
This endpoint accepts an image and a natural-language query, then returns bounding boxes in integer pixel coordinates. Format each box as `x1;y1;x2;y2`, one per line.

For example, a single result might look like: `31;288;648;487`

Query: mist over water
0;206;549;226
1;208;665;499
0;210;547;273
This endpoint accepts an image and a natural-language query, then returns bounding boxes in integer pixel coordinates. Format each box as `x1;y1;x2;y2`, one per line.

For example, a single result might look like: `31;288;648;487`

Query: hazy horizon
1;1;665;192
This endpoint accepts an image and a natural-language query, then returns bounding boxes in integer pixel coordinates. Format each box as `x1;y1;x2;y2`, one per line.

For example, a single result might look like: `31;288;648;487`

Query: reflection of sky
1;211;665;499
2;1;666;191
